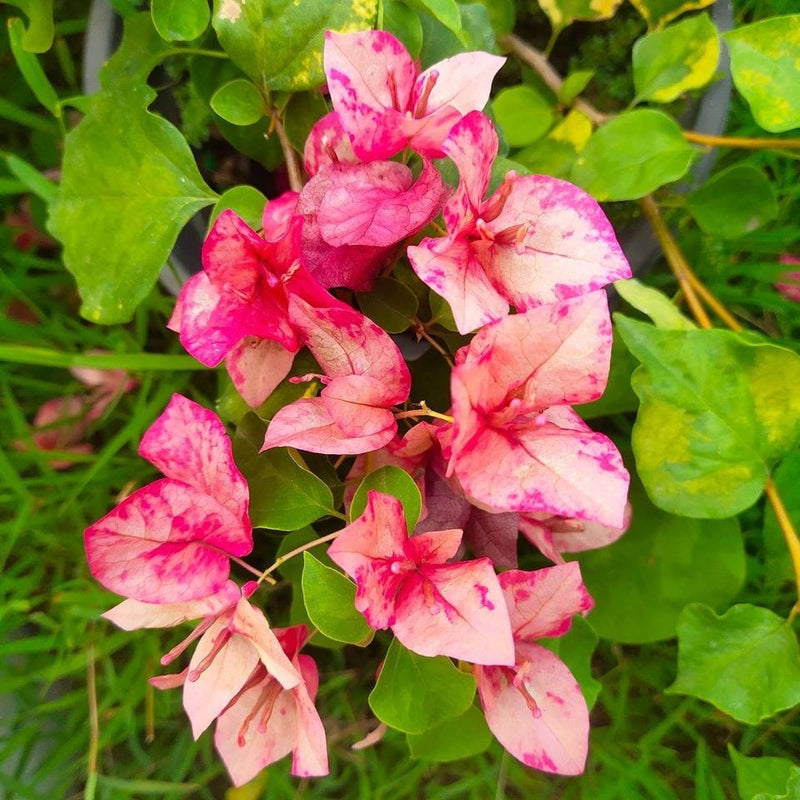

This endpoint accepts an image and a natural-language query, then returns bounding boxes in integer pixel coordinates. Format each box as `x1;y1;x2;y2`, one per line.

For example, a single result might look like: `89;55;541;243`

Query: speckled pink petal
404;527;463;565
315;159;446;248
324;30;416;161
408;235;508;334
225;337;295;409
84;479;249;603
202;209;265;292
303;111;358;177
499;565;593;641
328;491;408;629
103;580;241;630
392;559;515;666
517;516;565;564
456;293;614;408
261;397;397;455
450;404;630;528
482;175;631;309
139;394;250;528
170;271;298;367
475;642;589;774
551;502;631;553
441;111;498;227
289;297;411;401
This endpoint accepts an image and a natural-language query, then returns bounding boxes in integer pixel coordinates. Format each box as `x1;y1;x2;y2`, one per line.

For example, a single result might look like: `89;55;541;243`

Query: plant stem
765;477;800;619
638;196;712;329
271;112;304;193
229;553;266;580
395;401;453;424
85;629;98;800
498;33;613;127
413;321;455;367
683;130;800;150
0;345;205;371
258;531;341;584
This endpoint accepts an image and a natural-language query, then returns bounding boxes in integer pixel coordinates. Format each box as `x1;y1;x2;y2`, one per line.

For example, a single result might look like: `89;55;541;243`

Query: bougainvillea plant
81;29;636;783
6;0;800;795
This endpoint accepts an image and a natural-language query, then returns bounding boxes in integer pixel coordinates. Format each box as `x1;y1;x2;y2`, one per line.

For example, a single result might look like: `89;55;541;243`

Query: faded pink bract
328;491;515;666
324;30;504;161
84;394;252;604
409;111;631;333
446;293;630;527
474;565;593;774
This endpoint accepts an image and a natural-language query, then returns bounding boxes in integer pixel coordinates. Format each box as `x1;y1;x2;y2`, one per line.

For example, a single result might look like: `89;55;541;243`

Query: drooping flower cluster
85;28;633;786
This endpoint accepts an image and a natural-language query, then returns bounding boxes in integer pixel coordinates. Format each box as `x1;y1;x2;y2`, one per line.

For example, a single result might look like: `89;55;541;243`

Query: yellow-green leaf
724;15;800;134
537;0;623;30
629;0;715;30
632;12;720;104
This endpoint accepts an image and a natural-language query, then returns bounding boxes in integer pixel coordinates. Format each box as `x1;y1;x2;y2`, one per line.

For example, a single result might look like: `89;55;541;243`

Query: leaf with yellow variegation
629;0;715;30
633;13;720;104
537;0;623;41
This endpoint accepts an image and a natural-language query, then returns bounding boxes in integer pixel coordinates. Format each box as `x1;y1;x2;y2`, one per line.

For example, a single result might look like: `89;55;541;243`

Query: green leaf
632;12;719;104
667;603;800;724
571;110;695;201
729;745;800;800
350;465;423;530
210;79;265;126
614;278;697;330
629;0;715;30
558;69;594;105
1;152;57;204
212;0;378;92
301;552;373;645
696;740;727;800
283;89;330;153
540;615;601;708
537;0;623;31
356;277;419;334
724;16;800;133
233;414;335;530
7;18;60;116
458;0;515;36
574;481;744;643
4;0;54;52
492;85;554;148
686;164;779;239
151;0;210;41
406;704;492;761
48;15;217;324
210;185;267;229
381;0;424;58
616;316;800;518
368;639;475;733
412;0;464;40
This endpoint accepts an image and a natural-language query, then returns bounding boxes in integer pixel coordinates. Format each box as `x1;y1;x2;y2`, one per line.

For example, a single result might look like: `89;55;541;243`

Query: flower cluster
85;29;632;786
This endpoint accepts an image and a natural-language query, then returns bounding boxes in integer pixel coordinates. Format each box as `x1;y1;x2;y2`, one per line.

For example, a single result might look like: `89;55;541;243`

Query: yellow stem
683;130;800;150
765;477;800;620
395;401;453;424
639;196;712;329
258;530;341;584
685;271;744;332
